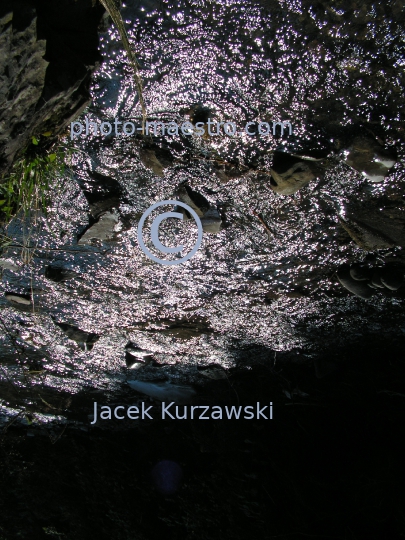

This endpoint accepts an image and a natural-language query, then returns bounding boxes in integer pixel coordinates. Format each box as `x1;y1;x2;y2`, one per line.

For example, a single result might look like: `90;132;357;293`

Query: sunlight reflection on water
1;0;405;424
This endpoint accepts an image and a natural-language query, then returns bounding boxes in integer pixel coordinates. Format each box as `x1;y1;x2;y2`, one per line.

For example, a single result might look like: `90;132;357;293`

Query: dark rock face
0;0;104;176
176;183;210;217
343;200;405;251
0;4;48;175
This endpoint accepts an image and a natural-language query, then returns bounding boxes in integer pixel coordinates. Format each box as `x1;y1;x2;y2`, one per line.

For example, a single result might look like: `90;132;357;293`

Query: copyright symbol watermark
137;200;203;265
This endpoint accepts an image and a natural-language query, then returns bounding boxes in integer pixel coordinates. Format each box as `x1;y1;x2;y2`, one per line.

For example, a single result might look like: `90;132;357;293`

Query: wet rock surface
1;1;405;539
0;0;404;454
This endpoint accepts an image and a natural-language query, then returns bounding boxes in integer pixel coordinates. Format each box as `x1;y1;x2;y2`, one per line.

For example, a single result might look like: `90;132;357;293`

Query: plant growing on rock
0;136;71;226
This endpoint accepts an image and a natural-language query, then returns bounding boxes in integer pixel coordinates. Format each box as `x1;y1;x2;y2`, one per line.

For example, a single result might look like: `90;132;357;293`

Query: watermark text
70;117;293;139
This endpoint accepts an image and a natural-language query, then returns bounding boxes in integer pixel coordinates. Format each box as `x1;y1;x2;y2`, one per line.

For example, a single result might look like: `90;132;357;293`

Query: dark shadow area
1;334;404;540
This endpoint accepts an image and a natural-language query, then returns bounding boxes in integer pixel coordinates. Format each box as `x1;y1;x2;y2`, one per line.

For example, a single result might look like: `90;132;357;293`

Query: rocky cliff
0;0;105;176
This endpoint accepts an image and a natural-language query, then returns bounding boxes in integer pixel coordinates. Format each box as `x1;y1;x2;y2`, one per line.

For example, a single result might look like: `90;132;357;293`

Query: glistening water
1;0;404;427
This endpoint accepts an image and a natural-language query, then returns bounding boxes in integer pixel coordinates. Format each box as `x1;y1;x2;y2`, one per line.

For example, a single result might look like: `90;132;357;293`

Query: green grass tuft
0;138;72;226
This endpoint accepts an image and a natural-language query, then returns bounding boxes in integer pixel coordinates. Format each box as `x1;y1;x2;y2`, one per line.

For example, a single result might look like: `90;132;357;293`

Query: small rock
371;269;385;289
175;183;222;232
380;266;404;290
139;148;165;177
175;183;210;217
270;152;318;195
55;322;99;351
341;136;396;183
201;207;222;234
5;293;32;307
125;351;152;369
82;171;122;219
125;343;154;368
78;210;120;245
349;263;372;281
0;259;20;272
337;265;375;299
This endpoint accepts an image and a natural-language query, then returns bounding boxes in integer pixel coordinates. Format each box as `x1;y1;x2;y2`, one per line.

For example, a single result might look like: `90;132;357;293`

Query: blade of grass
99;0;147;132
